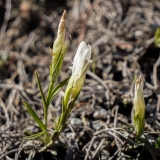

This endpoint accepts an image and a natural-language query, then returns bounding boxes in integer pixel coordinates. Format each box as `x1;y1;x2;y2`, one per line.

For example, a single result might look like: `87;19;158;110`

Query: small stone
146;103;154;113
79;94;91;101
70;118;82;126
101;150;110;160
97;85;103;90
92;122;102;131
93;108;108;119
66;132;73;139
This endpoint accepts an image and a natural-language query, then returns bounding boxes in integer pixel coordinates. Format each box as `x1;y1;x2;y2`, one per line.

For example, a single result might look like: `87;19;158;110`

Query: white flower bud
133;76;145;138
63;41;92;106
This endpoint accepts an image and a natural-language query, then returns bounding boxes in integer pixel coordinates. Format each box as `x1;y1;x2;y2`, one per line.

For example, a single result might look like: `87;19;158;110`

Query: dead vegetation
0;0;160;159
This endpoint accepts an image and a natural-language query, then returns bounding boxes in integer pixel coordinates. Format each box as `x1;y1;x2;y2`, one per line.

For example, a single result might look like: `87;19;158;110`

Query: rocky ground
0;0;160;159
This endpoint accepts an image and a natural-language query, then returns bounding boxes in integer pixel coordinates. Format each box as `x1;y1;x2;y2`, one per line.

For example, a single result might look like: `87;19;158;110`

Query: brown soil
0;0;160;160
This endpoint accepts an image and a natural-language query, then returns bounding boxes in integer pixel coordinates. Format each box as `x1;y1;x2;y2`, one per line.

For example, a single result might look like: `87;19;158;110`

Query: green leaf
62;87;72;113
133;111;144;139
22;100;45;130
24;130;33;136
46;46;67;107
50;46;67;84
48;77;70;105
35;71;46;108
24;130;46;140
155;27;160;48
156;137;160;148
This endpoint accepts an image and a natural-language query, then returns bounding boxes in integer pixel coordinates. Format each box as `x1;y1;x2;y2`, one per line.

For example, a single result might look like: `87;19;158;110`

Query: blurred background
0;0;160;159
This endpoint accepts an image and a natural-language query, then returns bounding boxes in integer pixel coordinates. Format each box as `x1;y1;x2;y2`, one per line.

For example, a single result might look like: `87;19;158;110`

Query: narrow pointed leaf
35;71;46;108
48;77;70;104
22;100;45;130
156;137;160;148
46;46;67;107
24;130;33;136
24;130;46;140
50;46;67;83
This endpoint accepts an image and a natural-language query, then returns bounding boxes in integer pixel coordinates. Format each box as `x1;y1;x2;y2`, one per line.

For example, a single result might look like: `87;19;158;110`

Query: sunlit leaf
22;100;45;130
155;27;160;48
35;71;46;108
48;77;70;106
24;130;46;140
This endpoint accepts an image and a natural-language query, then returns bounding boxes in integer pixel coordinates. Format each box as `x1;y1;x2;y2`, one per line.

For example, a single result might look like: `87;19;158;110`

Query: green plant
133;76;145;139
155;137;160;148
154;27;160;48
22;10;92;152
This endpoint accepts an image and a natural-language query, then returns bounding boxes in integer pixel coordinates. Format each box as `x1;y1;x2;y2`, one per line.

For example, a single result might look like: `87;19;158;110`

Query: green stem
24;130;46;144
44;81;54;126
44;107;48;128
44;82;54;143
40;99;74;151
44;106;50;143
51;110;69;142
46;82;54;107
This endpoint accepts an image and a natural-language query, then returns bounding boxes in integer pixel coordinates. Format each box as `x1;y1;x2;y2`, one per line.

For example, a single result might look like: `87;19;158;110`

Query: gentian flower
63;41;92;107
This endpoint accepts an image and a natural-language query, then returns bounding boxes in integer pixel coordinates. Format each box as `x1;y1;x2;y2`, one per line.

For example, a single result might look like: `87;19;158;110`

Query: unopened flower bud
49;10;68;84
50;10;68;64
63;41;92;107
133;76;145;138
